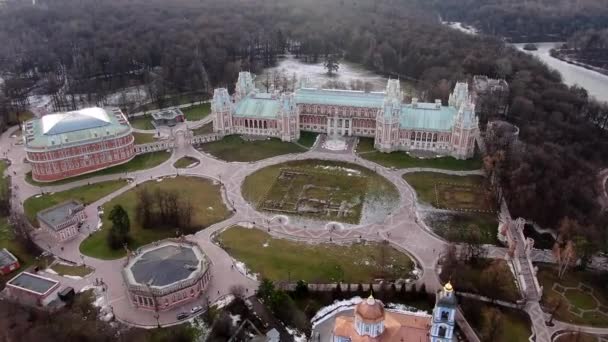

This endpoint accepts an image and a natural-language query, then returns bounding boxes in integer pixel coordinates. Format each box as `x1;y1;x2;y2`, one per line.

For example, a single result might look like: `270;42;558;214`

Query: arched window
438;325;447;337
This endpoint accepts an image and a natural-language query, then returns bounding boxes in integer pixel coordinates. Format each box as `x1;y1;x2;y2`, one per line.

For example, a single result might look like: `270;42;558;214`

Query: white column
327;117;331;134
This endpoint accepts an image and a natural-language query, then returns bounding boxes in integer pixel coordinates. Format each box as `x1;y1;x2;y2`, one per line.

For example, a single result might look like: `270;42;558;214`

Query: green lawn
297;131;319;148
440;258;521;302
217;226;414;283
538;264;608;327
173;156;199;168
403;172;495;211
26;151;171;186
50;262;94;277
461;298;532;342
191;122;214;136
24;180;127;227
357;138;482;170
80;176;232;259
198;135;305;162
423;212;498;245
132;132;156;144
182;103;211;121
242;159;399;224
555;333;600;342
129;115;156;130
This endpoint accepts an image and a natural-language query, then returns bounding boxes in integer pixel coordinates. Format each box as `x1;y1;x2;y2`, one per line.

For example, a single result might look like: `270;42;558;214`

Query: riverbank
549;49;608;77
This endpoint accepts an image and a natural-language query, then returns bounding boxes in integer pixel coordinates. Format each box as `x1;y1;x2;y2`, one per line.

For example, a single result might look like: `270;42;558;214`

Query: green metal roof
400;103;456;131
295;88;385;108
234;94;282;118
24;107;132;150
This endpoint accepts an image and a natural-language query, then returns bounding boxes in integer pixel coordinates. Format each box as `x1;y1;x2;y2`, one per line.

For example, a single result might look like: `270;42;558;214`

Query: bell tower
430;282;457;342
212;88;233;135
375;79;401;152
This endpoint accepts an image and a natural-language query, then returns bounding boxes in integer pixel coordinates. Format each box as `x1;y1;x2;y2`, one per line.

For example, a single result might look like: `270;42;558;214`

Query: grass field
423;212;498;245
441;258;521;302
182;103;210;121
461;298;532;342
242;159;399;224
191;122;214;136
555;333;600;342
538;264;608;327
26;151;171;186
357;138;482;170
24;180;127;227
132;132;156;144
217;226;414;283
173;156;199;168
403;172;495;211
198;135;305;162
79;176;231;259
297;132;319;148
50;262;94;277
129;116;156;130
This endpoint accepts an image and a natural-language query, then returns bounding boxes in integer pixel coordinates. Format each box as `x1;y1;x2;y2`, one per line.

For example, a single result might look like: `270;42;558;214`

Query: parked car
176;312;189;320
190;306;203;314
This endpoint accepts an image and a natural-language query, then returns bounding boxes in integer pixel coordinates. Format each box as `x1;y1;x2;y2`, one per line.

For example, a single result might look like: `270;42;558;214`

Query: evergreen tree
107;205;130;250
324;55;340;76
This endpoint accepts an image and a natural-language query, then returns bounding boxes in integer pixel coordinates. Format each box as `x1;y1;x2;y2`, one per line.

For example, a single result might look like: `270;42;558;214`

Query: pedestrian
217;290;220;295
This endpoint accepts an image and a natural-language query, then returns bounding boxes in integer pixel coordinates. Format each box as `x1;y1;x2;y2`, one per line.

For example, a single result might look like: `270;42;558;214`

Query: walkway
1;125;605;340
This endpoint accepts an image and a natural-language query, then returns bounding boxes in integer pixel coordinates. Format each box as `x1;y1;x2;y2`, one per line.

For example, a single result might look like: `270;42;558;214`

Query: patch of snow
63;275;83;280
44;268;58;275
385;303;431;316
213;294;235;310
311;296;363;327
230;314;241;326
234;260;259;281
262;241;269;248
187;162;198;168
315;165;362;175
156;178;163;182
364;261;370;266
285;327;307;342
207;206;214;210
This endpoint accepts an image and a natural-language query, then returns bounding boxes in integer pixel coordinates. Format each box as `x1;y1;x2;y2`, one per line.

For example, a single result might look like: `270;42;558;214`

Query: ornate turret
450;96;479;159
375;79;401;152
279;92;299;142
430;282;457;342
448;82;469;109
212;88;233;135
235;71;255;102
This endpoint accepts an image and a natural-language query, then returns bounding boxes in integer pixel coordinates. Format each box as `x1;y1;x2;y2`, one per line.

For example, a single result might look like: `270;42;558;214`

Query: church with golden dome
332;283;456;342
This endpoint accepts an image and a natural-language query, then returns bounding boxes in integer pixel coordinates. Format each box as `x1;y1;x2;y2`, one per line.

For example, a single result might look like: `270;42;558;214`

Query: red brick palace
23;107;135;182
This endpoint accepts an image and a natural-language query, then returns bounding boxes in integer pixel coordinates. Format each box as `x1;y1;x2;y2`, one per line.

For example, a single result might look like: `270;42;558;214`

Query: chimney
435;99;442;109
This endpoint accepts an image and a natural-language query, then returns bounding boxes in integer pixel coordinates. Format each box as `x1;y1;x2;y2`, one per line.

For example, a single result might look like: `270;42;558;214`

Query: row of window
32;148;132;175
28;135;132;161
300;104;377;118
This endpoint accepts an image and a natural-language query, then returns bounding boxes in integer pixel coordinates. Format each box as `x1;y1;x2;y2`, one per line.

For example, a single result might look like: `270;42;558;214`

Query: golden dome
355;294;385;323
444;282;453;292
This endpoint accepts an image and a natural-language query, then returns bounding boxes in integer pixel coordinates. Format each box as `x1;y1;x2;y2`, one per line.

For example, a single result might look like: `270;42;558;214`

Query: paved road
3;125;607;340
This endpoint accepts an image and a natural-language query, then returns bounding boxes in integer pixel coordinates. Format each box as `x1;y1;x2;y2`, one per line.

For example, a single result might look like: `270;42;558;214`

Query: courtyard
79;176;232;259
242;159;399;224
197;135;306;162
403;171;496;212
538;264;608;327
216;226;415;283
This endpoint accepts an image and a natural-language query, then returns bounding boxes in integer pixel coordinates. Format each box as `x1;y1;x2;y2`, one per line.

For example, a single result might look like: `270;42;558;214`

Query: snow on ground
315;165;362;176
63;275;83;280
262;241;269;248
230;314;241;326
234;260;259;281
311;296;363;327
285;326;307;342
213;294;235;310
44;268;58;275
386;303;431;316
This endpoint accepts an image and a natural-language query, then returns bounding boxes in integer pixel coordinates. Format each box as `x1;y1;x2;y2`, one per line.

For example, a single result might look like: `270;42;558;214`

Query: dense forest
433;0;608;42
0;0;606;253
552;29;608;71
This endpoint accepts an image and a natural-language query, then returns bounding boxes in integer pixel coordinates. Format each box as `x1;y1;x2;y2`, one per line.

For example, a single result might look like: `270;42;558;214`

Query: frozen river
513;42;608;103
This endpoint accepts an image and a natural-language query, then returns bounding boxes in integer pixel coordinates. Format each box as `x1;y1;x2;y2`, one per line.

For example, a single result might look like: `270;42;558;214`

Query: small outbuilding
37;200;86;242
4;271;60;307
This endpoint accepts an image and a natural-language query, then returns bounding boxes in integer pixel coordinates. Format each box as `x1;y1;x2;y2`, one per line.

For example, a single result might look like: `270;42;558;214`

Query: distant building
123;239;212;311
0;248;20;275
472;75;509;117
23;107;135;182
37;200;86;242
213;72;480;159
4;271;60;307
151;108;185;127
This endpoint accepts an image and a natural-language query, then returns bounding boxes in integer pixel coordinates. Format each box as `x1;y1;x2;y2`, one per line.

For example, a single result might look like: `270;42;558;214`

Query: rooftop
295;88;385;108
0;248;18;268
125;241;207;288
400;103;457;131
234;94;282;118
24;107;131;149
36;200;84;231
334;309;432;342
151;108;183;121
7;271;59;295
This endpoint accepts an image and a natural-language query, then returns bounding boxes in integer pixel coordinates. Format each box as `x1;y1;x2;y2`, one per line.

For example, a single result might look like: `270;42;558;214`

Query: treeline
433;0;608;42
